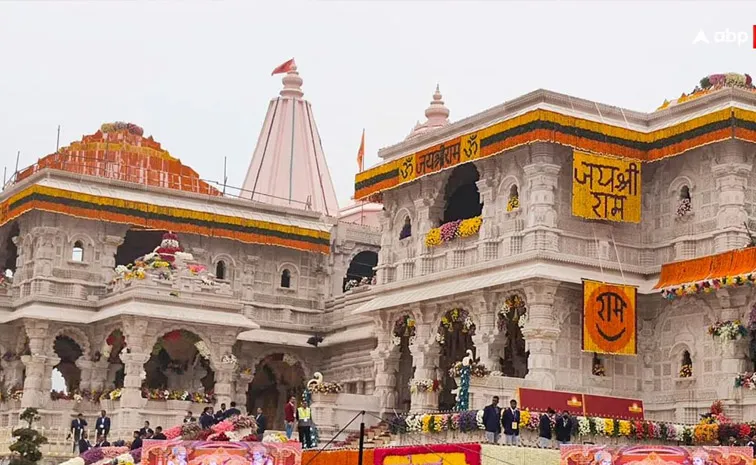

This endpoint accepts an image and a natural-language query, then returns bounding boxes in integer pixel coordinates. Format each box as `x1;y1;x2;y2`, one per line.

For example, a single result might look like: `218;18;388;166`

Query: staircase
334;421;392;449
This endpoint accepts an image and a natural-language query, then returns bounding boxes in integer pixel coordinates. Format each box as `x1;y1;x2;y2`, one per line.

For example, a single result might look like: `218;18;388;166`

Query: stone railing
108;268;233;297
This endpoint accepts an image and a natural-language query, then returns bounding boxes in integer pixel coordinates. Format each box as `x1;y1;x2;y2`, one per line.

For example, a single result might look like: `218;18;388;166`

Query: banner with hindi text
572;150;641;223
582;280;637;355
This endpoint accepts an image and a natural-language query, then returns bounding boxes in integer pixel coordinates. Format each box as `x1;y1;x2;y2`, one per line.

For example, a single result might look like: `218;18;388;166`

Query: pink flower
211;419;234;433
163;426;182;439
100;447;128;458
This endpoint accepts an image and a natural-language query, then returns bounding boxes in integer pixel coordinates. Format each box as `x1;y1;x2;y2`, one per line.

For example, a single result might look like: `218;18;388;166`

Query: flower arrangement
497;295;527;331
425;217;482;247
100;388;123;401
448;360;489;378
507;195;520;212
195;340;211;360
708;320;748;341
735;372;756;389
436;308;475;345
661;274;756;300
221;353;238;367
392;315;417;345
309;382;342;394
101;122;144;136
677;197;692;217
283;353;299;366
679;364;693;378
408;378;440;393
657;73;755;111
592;353;606;377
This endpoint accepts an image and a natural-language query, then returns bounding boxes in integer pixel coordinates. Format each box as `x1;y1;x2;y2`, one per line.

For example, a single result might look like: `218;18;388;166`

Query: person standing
215;403;227;422
296;400;313;449
555;410;573;445
69;413;88;453
501;399;521;445
284;396;296;439
95;410;111;441
538;408;555;448
255;407;267;437
481;396;502;443
225;402;241;419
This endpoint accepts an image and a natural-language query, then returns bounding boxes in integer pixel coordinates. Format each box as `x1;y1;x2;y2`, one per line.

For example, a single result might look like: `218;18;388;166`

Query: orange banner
655;247;756;289
583;280;637;355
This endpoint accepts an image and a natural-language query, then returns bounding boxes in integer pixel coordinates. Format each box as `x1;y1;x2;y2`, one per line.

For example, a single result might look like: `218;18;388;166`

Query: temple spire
406;84;451;140
241;64;339;216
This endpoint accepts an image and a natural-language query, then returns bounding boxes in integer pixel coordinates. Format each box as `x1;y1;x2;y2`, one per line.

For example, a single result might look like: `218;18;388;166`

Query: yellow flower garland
425;228;442;247
457;216;482;238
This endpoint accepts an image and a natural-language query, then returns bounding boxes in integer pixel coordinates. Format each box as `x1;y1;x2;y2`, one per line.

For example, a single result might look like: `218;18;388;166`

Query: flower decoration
408;378;440;393
436;308;476;346
392;314;417;346
195;340;211;360
507;195;520;212
592;353;606;377
658;73;755;111
677;197;692;217
661;274;756;300
679;363;693;378
221;353;238;367
708;320;748;342
448;360;489;378
100;122;144;136
425;217;482;247
497;295;527;331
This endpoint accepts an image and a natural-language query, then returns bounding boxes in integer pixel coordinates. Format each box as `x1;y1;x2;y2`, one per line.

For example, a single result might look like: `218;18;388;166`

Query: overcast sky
1;1;754;208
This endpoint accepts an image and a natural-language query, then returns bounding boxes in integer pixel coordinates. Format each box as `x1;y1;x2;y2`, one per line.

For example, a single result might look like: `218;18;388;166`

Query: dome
16;122;220;196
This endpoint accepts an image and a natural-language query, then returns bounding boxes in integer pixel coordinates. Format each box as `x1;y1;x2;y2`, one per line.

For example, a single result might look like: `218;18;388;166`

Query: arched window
215;260;226;280
680;185;691;201
71;241;84;262
679;350;692;378
507;184;520;212
399;216;412;240
343;251;378;292
280;269;291;288
442;164;482;224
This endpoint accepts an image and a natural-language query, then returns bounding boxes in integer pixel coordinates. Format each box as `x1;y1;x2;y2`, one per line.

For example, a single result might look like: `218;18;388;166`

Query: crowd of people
68;402;266;454
482;397;574;447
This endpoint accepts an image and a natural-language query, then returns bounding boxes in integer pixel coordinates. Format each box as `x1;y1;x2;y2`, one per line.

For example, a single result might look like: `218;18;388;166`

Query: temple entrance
442;164;482;223
392;315;415;412
246;354;305;430
436;309;476;411
144;330;214;393
496;295;529;378
52;335;83;393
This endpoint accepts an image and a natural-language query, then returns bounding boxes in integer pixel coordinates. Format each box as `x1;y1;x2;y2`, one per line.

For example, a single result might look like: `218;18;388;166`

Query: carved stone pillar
470;293;502;371
214;363;236;408
99;235;125;282
2;360;25;389
371;346;400;415
30;227;57;280
408;316;440;412
120;352;149;408
712;290;749;398
522;144;560;253
522;280;560;390
711;142;751;252
21;355;48;408
235;372;254;412
76;359;94;391
375;209;393;286
90;360;110;392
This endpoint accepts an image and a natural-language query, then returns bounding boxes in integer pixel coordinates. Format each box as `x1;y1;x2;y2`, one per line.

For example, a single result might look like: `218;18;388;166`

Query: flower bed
424;216;482;247
309;382;342;394
140;388;215;403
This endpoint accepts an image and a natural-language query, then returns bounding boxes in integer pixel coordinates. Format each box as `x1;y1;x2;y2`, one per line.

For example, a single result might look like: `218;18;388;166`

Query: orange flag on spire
271;58;296;75
357;129;365;172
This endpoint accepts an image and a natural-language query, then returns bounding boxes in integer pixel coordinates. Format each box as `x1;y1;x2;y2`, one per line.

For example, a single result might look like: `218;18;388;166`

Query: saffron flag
271;58;296;76
357;129;365;172
582;279;637;355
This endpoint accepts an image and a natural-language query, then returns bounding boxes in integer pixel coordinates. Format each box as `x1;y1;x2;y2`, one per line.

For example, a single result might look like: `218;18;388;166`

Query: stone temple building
2;69;756;455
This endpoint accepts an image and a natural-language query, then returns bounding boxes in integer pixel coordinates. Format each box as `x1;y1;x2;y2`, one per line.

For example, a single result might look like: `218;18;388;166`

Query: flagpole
360;129;365;225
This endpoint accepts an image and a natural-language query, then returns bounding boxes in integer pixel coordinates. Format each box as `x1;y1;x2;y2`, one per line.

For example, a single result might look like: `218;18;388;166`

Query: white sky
0;1;754;208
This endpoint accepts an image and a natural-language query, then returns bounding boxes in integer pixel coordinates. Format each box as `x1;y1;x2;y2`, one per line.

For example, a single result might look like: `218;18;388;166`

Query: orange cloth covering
654;247;756;289
301;449;374;465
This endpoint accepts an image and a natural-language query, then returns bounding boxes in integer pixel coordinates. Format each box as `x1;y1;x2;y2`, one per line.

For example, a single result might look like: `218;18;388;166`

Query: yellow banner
572;151;641;223
583;280;637;355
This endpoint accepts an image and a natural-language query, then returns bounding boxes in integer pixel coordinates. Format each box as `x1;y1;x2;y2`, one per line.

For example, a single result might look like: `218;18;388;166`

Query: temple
4;71;756;460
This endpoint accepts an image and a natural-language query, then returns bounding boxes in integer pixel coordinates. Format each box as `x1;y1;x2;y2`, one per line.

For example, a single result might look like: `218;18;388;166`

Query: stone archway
391;314;416;412
246;353;305;430
436;308;476;411
144;329;215;393
100;329;127;389
52;335;84;393
496;294;529;378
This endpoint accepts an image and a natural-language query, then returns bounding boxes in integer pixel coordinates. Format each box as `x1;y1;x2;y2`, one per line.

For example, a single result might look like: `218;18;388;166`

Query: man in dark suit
152;426;167;440
130;431;143;451
199;407;215;429
139;420;154;438
95;434;110;448
501;399;521;445
78;431;91;454
70;413;88;452
255;407;267;437
554;410;573;445
95;410;111;441
224;402;241;419
215;403;227;422
481;396;501;443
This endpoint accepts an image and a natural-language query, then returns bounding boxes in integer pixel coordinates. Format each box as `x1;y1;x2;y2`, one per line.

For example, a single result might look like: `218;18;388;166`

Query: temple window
51;335;84;396
343;250;378;292
116;228;167;266
592;352;606;376
507;184;520;212
442;164;482;223
399;216;412;240
215;260;226;281
679;350;693;378
280;269;292;288
677;185;692;217
71;241;84;262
